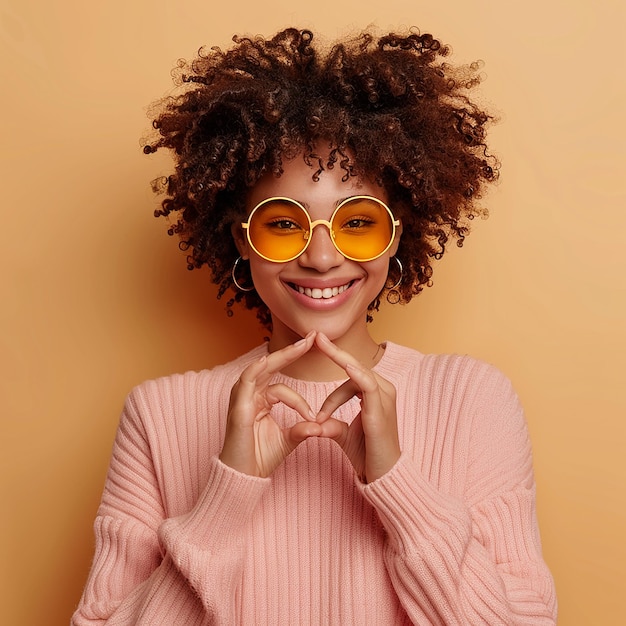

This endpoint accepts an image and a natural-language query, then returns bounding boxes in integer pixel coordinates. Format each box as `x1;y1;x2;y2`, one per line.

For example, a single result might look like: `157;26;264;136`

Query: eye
267;218;306;232
340;216;376;231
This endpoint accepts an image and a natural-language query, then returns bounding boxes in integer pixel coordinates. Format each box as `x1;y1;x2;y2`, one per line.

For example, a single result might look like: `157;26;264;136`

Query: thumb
285;421;324;449
317;417;349;445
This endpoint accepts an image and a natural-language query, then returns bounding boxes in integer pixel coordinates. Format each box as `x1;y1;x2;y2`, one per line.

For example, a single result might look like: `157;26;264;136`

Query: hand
220;331;324;478
314;333;401;483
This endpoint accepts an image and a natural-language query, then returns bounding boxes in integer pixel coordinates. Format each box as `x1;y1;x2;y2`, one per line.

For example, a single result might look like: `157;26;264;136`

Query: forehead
246;154;387;214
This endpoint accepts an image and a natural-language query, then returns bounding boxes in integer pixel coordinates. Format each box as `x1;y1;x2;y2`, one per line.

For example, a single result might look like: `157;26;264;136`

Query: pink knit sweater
72;342;556;625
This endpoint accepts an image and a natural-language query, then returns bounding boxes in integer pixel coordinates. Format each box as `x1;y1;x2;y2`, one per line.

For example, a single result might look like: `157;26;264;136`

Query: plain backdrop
1;1;624;624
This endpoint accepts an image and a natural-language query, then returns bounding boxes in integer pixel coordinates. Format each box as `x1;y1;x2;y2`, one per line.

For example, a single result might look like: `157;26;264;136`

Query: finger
318;416;367;481
316;378;361;423
287;420;323;446
346;362;390;432
316;417;349;443
266;383;317;421
237;333;315;392
315;333;386;395
314;332;363;371
237;354;269;388
345;361;380;394
227;356;270;429
316;359;382;425
262;331;317;380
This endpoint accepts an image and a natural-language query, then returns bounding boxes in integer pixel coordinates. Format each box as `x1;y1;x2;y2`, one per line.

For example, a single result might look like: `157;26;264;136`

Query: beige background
1;0;624;624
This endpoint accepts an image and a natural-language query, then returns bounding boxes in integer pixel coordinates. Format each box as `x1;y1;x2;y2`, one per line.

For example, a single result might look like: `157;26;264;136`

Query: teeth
295;282;351;299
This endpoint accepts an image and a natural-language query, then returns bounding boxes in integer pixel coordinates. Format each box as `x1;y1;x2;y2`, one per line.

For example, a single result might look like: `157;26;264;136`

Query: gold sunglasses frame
241;195;400;263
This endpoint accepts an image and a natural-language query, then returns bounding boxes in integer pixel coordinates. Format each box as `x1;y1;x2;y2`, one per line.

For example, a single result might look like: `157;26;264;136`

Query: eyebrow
297;195;361;210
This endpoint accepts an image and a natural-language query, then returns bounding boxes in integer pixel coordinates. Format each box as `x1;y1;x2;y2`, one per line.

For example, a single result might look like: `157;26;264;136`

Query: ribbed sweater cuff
160;456;270;549
358;453;472;556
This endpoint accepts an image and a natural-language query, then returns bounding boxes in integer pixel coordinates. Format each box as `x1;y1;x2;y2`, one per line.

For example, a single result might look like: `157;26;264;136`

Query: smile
289;281;353;299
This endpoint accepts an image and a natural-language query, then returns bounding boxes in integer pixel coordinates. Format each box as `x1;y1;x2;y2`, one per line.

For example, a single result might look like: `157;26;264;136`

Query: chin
302;319;360;343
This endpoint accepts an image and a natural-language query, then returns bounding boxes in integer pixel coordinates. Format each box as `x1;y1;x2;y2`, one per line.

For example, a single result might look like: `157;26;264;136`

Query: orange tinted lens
332;198;394;260
247;199;310;261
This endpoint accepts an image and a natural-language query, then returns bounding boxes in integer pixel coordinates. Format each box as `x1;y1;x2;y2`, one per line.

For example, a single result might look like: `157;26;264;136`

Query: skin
221;152;402;483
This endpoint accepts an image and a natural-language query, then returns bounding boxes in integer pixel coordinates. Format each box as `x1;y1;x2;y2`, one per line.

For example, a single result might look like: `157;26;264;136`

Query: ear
389;220;403;257
231;221;249;259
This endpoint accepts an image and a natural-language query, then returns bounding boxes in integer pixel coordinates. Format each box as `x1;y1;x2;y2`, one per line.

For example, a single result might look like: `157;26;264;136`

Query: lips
288;280;354;299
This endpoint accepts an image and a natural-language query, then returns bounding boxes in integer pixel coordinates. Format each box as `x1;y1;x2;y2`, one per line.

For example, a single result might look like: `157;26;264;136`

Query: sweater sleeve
358;361;557;626
71;384;270;626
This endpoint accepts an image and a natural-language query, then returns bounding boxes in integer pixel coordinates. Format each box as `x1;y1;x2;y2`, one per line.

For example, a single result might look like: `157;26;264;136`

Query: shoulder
387;345;532;490
123;344;268;423
382;342;513;389
383;342;521;415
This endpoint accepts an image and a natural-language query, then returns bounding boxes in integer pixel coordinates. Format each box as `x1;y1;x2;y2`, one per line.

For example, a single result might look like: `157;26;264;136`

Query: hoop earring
387;256;403;290
231;256;254;292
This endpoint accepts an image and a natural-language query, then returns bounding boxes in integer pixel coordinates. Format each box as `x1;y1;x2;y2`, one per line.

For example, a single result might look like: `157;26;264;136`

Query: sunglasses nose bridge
303;219;334;241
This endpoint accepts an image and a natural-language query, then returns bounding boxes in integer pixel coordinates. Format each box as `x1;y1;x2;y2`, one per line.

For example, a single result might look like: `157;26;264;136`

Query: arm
314;336;556;625
358;364;556;625
360;458;555;625
73;335;321;625
72;383;270;626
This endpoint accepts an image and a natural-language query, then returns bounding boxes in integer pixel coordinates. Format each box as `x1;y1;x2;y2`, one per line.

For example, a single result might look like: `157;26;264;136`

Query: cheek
248;257;282;294
364;257;393;289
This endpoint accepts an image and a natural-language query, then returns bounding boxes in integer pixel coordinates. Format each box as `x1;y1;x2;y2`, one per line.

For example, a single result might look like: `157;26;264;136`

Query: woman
72;27;557;625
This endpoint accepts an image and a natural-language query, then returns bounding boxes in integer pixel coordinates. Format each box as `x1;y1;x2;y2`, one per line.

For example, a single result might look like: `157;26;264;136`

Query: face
232;153;401;349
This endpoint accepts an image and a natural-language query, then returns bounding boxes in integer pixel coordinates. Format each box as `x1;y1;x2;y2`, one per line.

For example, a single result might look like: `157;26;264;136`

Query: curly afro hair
144;27;499;328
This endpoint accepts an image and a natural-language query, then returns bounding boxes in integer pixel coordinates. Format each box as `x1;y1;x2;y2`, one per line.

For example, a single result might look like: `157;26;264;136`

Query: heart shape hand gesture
219;331;401;483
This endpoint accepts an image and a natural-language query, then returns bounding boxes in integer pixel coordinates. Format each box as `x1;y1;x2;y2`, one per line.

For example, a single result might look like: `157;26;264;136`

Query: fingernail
294;337;307;347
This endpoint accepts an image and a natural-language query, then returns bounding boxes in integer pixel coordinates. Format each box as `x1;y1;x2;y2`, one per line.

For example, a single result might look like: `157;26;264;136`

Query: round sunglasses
241;195;400;263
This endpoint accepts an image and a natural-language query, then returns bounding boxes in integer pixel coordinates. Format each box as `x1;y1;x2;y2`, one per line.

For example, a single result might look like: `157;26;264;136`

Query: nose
298;222;344;272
